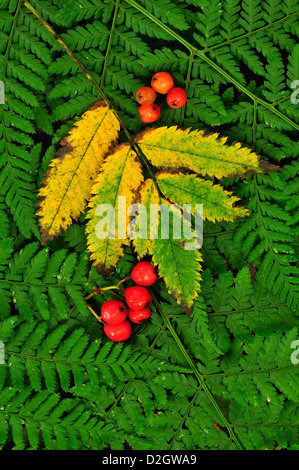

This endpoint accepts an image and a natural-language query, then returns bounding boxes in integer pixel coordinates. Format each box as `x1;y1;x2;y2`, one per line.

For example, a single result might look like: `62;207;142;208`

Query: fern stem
179;51;194;128
204;11;299;54
205;362;297;379
2;1;22;80
209;301;287;317
124;0;299;131
150;290;244;450
100;0;120;88
252;101;258;149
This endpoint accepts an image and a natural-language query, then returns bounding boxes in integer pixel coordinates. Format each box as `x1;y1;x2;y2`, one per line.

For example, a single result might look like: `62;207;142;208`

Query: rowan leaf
132;178;160;259
85;143;144;273
156;172;249;222
150;229;202;311
37;101;120;243
135;126;264;179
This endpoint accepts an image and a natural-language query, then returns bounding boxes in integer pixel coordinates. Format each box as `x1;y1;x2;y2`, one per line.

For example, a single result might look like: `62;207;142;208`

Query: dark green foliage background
0;0;298;450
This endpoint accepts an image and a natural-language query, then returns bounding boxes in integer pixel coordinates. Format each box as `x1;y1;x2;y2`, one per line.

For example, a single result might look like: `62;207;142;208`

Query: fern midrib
6;348;178;370
0;279;93;288
0;407;103;436
150;290;244;450
1;1;22;81
100;0;120;88
205;361;299;379
204;11;298;54
179;51;194;127
124;0;299;131
208;302;288;317
232;421;299;429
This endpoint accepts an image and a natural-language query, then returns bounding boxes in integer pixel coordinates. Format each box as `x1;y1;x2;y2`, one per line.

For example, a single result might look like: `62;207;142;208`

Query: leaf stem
100;0;120;88
179;50;194;128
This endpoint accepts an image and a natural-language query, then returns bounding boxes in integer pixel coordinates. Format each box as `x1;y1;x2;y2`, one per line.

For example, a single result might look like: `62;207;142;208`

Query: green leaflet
136;126;264;179
150;216;203;310
156;172;249;222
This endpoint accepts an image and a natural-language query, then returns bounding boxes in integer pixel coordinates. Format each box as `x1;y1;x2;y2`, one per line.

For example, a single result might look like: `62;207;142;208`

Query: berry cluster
135;72;187;123
101;261;157;342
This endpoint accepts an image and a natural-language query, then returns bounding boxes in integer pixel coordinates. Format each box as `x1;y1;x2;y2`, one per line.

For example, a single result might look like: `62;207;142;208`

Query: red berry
138;103;161;123
131;261;157;286
101;299;127;325
151;72;174;94
166;87;187;109
103;320;131;342
135;86;157;105
124;286;152;311
128;307;151;324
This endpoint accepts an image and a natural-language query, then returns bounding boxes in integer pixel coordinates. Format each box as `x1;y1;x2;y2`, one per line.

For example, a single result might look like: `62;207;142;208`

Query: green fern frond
0;317;189;392
0;240;104;320
0;386;122;449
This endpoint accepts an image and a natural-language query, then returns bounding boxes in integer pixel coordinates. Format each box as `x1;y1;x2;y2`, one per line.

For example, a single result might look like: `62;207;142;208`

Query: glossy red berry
124;286;152;311
135;86;157;105
128;307;151;324
138;103;161;123
151;72;174;94
166;87;187;109
103;320;131;342
101;299;127;325
131;261;157;286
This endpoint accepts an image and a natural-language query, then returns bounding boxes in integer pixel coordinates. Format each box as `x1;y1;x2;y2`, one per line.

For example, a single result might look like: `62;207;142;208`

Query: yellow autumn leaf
135;126;263;179
37;101;120;242
86;143;143;273
132;178;160;259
